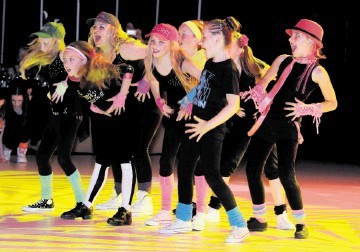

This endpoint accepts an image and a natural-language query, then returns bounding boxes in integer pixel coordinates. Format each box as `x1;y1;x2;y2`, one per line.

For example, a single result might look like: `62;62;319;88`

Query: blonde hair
88;22;143;56
65;41;120;90
230;17;269;82
233;34;269;81
144;40;198;93
19;37;65;79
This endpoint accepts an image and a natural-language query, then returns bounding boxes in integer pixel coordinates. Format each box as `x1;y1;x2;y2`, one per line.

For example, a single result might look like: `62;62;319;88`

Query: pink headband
65;46;87;61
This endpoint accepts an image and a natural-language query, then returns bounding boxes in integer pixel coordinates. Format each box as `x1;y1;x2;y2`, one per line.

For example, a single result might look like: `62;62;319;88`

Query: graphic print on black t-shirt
193;69;215;108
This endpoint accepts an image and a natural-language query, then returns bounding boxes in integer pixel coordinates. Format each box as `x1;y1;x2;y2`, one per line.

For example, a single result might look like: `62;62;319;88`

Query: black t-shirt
192;58;240;121
77;78;120;111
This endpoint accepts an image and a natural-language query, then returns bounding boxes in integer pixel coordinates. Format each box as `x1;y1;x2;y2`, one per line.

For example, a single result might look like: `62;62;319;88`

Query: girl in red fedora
198;18;295;231
243;18;337;239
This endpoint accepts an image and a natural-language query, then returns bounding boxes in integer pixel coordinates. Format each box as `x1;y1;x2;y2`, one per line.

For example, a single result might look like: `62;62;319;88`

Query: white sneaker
96;193;122;210
145;210;172;226
192;212;207;231
225;226;250;243
3;146;12;161
132;191;153;215
158;219;192;234
17;156;27;163
207;207;220;223
276;211;295;230
16;147;27;163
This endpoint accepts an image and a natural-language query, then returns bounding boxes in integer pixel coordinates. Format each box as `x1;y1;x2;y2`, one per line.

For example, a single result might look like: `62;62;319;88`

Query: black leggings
109;95;163;185
133;104;162;183
177;123;237;211
245;135;303;210
36;115;81;176
220;115;278;179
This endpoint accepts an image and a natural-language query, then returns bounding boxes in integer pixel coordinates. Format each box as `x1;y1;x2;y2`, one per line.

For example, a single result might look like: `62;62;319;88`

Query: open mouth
94;35;102;44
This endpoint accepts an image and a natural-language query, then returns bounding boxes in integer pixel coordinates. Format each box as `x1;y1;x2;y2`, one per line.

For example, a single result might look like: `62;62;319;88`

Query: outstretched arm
119;42;148;61
106;65;134;115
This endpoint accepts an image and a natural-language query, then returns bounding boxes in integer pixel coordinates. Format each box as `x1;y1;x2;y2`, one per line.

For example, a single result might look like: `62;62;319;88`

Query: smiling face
62;49;87;78
148;35;171;59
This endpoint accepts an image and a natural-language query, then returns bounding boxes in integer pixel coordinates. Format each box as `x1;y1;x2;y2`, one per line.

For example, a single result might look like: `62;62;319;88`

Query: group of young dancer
6;11;337;243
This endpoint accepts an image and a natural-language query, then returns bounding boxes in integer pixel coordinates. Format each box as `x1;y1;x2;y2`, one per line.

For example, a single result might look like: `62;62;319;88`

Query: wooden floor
0;155;359;252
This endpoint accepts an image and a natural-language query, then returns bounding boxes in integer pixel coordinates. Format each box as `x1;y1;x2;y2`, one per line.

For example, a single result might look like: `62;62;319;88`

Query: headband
183;21;202;40
65;46;87;61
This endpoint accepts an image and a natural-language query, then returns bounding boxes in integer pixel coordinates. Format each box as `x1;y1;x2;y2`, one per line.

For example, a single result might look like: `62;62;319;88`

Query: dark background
1;0;357;165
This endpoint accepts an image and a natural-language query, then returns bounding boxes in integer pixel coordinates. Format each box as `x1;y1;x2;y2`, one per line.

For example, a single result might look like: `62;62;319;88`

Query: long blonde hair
230;16;269;82
19;37;65;79
233;33;269;81
144;40;198;93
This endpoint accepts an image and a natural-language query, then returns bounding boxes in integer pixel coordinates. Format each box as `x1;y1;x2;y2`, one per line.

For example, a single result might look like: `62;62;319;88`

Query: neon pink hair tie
240;34;249;48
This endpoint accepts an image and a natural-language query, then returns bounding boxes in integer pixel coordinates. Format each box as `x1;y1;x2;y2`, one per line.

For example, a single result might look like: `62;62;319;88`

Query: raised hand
51;80;68;103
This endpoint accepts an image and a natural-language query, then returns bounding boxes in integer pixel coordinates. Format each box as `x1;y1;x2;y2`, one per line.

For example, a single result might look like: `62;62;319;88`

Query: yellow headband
183;21;202;40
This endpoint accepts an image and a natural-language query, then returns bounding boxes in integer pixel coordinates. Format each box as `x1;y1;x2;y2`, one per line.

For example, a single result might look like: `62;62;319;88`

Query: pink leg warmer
194;175;209;213
160;174;174;211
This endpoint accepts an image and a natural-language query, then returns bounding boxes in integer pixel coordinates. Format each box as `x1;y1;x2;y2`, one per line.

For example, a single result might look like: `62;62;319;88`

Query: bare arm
312;65;338;112
149;77;161;100
284;64;337;132
119;42;148;61
257;54;288;89
182;59;202;80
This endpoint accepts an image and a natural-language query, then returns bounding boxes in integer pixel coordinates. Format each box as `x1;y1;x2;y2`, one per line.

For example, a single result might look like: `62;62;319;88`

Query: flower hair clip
240;34;249;48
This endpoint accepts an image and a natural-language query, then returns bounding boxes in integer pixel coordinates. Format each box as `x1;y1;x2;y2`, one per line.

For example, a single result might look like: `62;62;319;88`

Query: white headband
183;21;202;40
65;46;87;60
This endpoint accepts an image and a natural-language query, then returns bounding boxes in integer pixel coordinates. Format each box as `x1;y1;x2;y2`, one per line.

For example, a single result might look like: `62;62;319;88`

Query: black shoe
61;202;93;220
294;224;309;239
107;207;132;226
247;217;268;231
172;202;197;217
22;198;54;212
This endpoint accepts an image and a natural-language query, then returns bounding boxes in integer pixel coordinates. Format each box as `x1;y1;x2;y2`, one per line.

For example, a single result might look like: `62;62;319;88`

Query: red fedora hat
286;19;323;48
